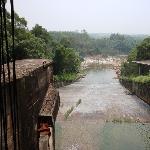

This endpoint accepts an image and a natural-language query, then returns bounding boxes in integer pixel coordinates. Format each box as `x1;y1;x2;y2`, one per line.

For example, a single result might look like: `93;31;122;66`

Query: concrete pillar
138;64;141;75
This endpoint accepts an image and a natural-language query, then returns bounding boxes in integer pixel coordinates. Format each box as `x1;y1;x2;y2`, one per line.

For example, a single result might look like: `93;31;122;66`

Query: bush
127;48;137;62
136;37;150;60
120;62;139;77
120;37;150;79
132;75;150;84
120;75;150;85
54;73;77;82
53;44;81;74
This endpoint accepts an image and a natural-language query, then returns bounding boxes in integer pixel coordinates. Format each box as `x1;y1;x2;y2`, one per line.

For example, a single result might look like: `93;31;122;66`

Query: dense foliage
127;48;137;62
49;31;143;56
136;38;150;60
5;12;49;60
53;44;81;74
132;75;150;84
120;37;150;85
121;62;139;77
54;73;78;82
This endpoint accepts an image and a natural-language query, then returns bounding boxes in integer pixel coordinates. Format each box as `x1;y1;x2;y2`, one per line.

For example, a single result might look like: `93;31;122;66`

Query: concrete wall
5;59;60;150
120;79;150;105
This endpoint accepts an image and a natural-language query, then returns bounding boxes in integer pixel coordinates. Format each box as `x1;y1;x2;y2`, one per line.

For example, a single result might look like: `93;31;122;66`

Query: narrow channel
56;66;150;150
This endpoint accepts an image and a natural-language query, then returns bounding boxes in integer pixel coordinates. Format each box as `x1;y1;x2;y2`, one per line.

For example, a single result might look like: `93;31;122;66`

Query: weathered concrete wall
5;59;60;150
120;79;150;105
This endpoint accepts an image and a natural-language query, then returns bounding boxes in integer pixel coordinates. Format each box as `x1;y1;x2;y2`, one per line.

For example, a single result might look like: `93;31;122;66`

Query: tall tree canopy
49;31;142;56
136;37;150;60
31;24;52;45
53;43;81;74
5;11;52;60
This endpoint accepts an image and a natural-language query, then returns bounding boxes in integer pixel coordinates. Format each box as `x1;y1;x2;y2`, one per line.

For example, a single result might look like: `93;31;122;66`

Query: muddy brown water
55;67;150;150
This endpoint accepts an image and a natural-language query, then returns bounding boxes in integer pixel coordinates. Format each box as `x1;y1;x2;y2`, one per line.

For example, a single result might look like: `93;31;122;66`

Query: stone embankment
120;78;150;105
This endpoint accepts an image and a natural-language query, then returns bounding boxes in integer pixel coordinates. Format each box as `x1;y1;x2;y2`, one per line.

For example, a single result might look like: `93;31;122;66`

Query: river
55;66;150;150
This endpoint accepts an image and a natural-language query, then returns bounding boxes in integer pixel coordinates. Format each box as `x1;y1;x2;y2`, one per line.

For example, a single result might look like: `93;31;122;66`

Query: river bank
54;55;127;88
82;55;127;77
82;55;126;68
53;72;86;88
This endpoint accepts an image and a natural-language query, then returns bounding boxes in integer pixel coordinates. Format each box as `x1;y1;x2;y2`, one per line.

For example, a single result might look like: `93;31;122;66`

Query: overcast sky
8;0;150;34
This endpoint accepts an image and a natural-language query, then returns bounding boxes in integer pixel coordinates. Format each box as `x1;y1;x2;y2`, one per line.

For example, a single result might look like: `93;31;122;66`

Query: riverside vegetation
120;37;150;104
64;99;82;120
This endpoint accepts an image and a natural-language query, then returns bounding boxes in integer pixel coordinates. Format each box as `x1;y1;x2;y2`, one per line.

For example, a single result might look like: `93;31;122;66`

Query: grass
109;117;137;123
64;99;82;120
54;71;86;83
76;99;82;107
54;73;77;82
64;106;74;120
120;75;150;84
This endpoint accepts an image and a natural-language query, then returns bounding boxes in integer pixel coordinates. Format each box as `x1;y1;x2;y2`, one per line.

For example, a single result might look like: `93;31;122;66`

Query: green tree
136;37;150;60
120;37;150;77
14;32;47;59
31;24;51;44
5;11;51;60
53;44;81;74
127;48;137;62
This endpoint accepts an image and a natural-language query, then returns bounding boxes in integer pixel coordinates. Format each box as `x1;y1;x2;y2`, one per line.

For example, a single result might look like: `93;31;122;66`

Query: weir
4;59;60;150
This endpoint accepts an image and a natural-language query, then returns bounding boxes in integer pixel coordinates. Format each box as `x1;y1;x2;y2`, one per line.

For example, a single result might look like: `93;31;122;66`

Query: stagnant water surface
56;67;150;150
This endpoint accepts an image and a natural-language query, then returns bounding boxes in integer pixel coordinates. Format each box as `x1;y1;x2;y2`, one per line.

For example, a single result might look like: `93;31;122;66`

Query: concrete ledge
3;59;53;81
40;85;60;118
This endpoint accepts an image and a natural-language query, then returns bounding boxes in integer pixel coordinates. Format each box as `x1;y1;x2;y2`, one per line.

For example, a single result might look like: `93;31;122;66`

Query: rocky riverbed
81;55;127;78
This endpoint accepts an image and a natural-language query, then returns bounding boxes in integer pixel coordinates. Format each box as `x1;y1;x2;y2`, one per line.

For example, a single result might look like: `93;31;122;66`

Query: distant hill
49;31;145;56
89;33;111;39
129;34;149;41
89;33;149;40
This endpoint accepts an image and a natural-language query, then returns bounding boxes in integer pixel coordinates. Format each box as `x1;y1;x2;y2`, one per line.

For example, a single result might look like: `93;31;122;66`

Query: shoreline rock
82;55;127;78
55;55;127;88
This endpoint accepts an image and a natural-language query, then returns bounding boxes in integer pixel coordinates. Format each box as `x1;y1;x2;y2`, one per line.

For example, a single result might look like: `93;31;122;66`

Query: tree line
49;31;144;56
